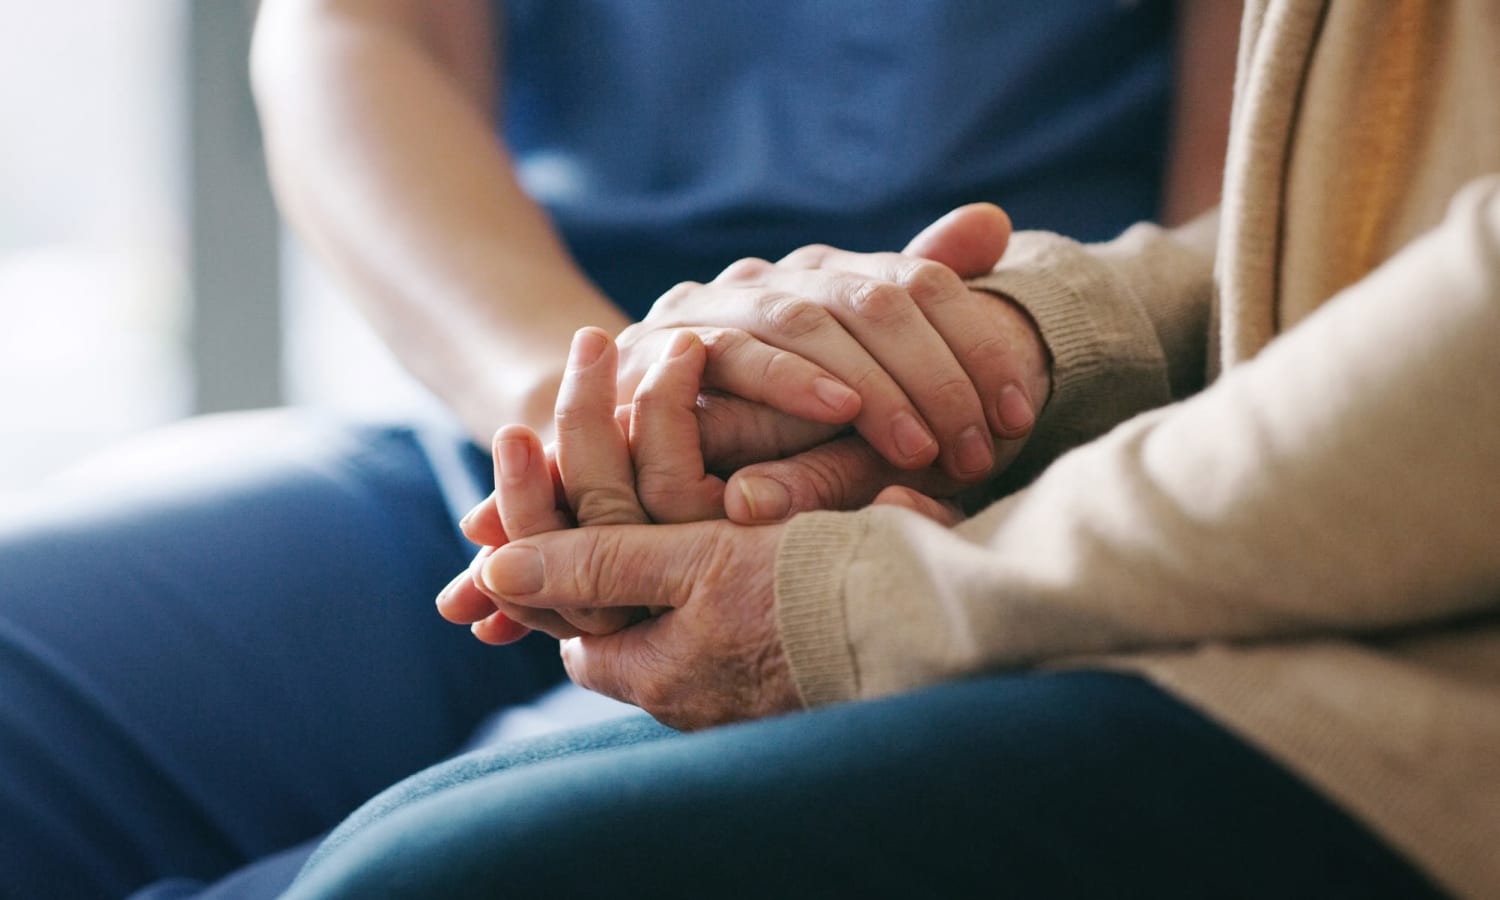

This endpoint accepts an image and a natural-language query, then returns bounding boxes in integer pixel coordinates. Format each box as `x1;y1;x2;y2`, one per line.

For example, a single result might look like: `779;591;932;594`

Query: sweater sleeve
966;210;1218;488
776;177;1500;707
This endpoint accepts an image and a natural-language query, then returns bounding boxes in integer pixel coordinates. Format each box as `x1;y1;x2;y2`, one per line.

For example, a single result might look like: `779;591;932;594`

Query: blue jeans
0;413;1444;899
283;671;1447;900
0;412;564;899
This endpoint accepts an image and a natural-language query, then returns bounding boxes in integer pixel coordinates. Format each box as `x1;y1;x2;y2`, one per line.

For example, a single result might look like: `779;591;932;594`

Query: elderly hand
441;326;961;727
437;324;730;642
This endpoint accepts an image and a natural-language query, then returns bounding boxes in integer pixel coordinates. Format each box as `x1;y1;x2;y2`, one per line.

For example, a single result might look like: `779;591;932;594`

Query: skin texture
445;327;956;730
442;214;1035;727
456;204;1050;533
272;1;1238;727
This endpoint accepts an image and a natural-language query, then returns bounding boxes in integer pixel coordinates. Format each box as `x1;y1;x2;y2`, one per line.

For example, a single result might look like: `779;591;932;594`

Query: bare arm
251;0;629;443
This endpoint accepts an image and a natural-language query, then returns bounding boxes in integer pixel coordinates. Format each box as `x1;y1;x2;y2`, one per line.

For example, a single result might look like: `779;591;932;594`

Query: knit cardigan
773;2;1500;896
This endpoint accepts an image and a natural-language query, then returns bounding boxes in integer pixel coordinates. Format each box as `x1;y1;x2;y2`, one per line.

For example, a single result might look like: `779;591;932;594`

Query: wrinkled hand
437;325;728;642
479;516;794;730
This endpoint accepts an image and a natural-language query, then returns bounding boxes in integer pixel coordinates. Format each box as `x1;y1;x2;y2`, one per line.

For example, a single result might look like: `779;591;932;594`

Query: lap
288;670;1444;900
0;410;565;899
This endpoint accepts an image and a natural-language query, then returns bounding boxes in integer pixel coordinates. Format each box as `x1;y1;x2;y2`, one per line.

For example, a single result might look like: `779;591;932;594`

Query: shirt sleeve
776;177;1500;707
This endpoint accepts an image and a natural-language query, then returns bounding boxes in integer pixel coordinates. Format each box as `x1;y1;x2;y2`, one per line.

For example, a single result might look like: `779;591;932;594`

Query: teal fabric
501;0;1175;317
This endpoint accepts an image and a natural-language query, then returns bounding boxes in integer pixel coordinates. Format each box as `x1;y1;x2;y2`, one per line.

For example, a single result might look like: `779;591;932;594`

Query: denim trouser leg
0;411;565;899
288;671;1446;900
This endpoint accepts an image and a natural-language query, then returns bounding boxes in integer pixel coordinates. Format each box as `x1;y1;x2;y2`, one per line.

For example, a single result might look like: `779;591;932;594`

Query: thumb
871;485;963;526
902;202;1012;278
725;436;956;523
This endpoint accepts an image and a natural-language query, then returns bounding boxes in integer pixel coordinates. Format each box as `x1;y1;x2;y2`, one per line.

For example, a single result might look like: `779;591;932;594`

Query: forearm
780;177;1500;705
251;0;628;442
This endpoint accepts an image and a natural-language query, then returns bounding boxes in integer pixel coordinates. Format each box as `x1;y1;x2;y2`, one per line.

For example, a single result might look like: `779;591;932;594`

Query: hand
472;482;960;731
478;517;793;730
437;326;726;641
616;203;1028;483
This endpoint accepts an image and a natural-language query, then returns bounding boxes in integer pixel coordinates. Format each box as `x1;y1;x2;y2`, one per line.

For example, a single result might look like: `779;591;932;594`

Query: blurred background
0;0;425;490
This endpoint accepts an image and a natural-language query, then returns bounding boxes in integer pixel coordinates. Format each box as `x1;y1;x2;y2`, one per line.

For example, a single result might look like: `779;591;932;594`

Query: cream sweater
773;2;1500;896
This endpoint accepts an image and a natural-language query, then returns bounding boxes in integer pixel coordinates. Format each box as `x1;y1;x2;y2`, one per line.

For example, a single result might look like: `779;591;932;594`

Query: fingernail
498;437;530;483
996;384;1035;435
482;545;544;595
736;476;792;522
891;412;937;461
458;503;479;530
569;329;608;369
812;377;859;416
954;425;994;477
435;568;468;608
664;331;695;359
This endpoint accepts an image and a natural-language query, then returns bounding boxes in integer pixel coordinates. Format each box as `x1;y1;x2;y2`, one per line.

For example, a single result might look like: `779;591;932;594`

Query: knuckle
763;296;830;340
650;281;704;317
845;280;912;326
635;476;685;519
572;489;646;526
926;375;981;415
899;259;965;305
552;399;602;438
961;333;1011;372
787;454;856;511
717;257;771;283
759;346;806;388
781;243;834;269
696;326;742;358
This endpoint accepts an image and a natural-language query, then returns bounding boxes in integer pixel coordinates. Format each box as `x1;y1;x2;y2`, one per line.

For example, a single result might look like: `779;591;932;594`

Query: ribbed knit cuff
967;230;1172;489
773;510;871;707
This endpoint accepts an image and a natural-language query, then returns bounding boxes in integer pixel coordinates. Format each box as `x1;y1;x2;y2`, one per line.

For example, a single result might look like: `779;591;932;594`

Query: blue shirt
500;0;1174;320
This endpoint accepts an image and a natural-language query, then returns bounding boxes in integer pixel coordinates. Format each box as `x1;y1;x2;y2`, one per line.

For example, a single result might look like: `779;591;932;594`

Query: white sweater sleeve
777;177;1500;706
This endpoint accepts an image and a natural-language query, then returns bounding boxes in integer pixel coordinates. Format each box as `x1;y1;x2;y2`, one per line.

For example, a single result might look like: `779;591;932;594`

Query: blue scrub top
499;0;1174;319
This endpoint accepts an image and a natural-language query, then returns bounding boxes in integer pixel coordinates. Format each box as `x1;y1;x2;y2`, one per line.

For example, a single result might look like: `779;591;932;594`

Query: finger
488;596;585;640
629;331;726;523
697;327;861;424
469;609;533;646
479;522;717;611
494;425;571;539
780;242;1047;448
554;328;649;527
435;546;501;624
871;485;964;526
644;277;937;470
759;267;988;481
558;624;665;714
725;435;959;524
696;393;842;474
632;288;862;425
900;203;1012;277
458;492;506;547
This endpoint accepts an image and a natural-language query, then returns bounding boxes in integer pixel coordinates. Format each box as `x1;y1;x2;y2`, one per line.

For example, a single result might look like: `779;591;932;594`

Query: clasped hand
437;204;1049;729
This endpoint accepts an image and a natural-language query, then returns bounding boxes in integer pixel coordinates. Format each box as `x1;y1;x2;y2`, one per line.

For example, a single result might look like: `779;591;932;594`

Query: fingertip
886;411;940;469
568;326;613;370
730;474;792;523
992;383;1036;439
662;329;702;361
811;377;861;422
471;612;532;645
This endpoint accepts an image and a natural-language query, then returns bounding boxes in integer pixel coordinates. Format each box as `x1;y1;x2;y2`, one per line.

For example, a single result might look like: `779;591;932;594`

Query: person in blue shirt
0;2;1242;897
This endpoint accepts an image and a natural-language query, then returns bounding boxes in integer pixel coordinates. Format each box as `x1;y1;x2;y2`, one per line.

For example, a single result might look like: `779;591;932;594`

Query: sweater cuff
967;230;1171;483
773;510;870;707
